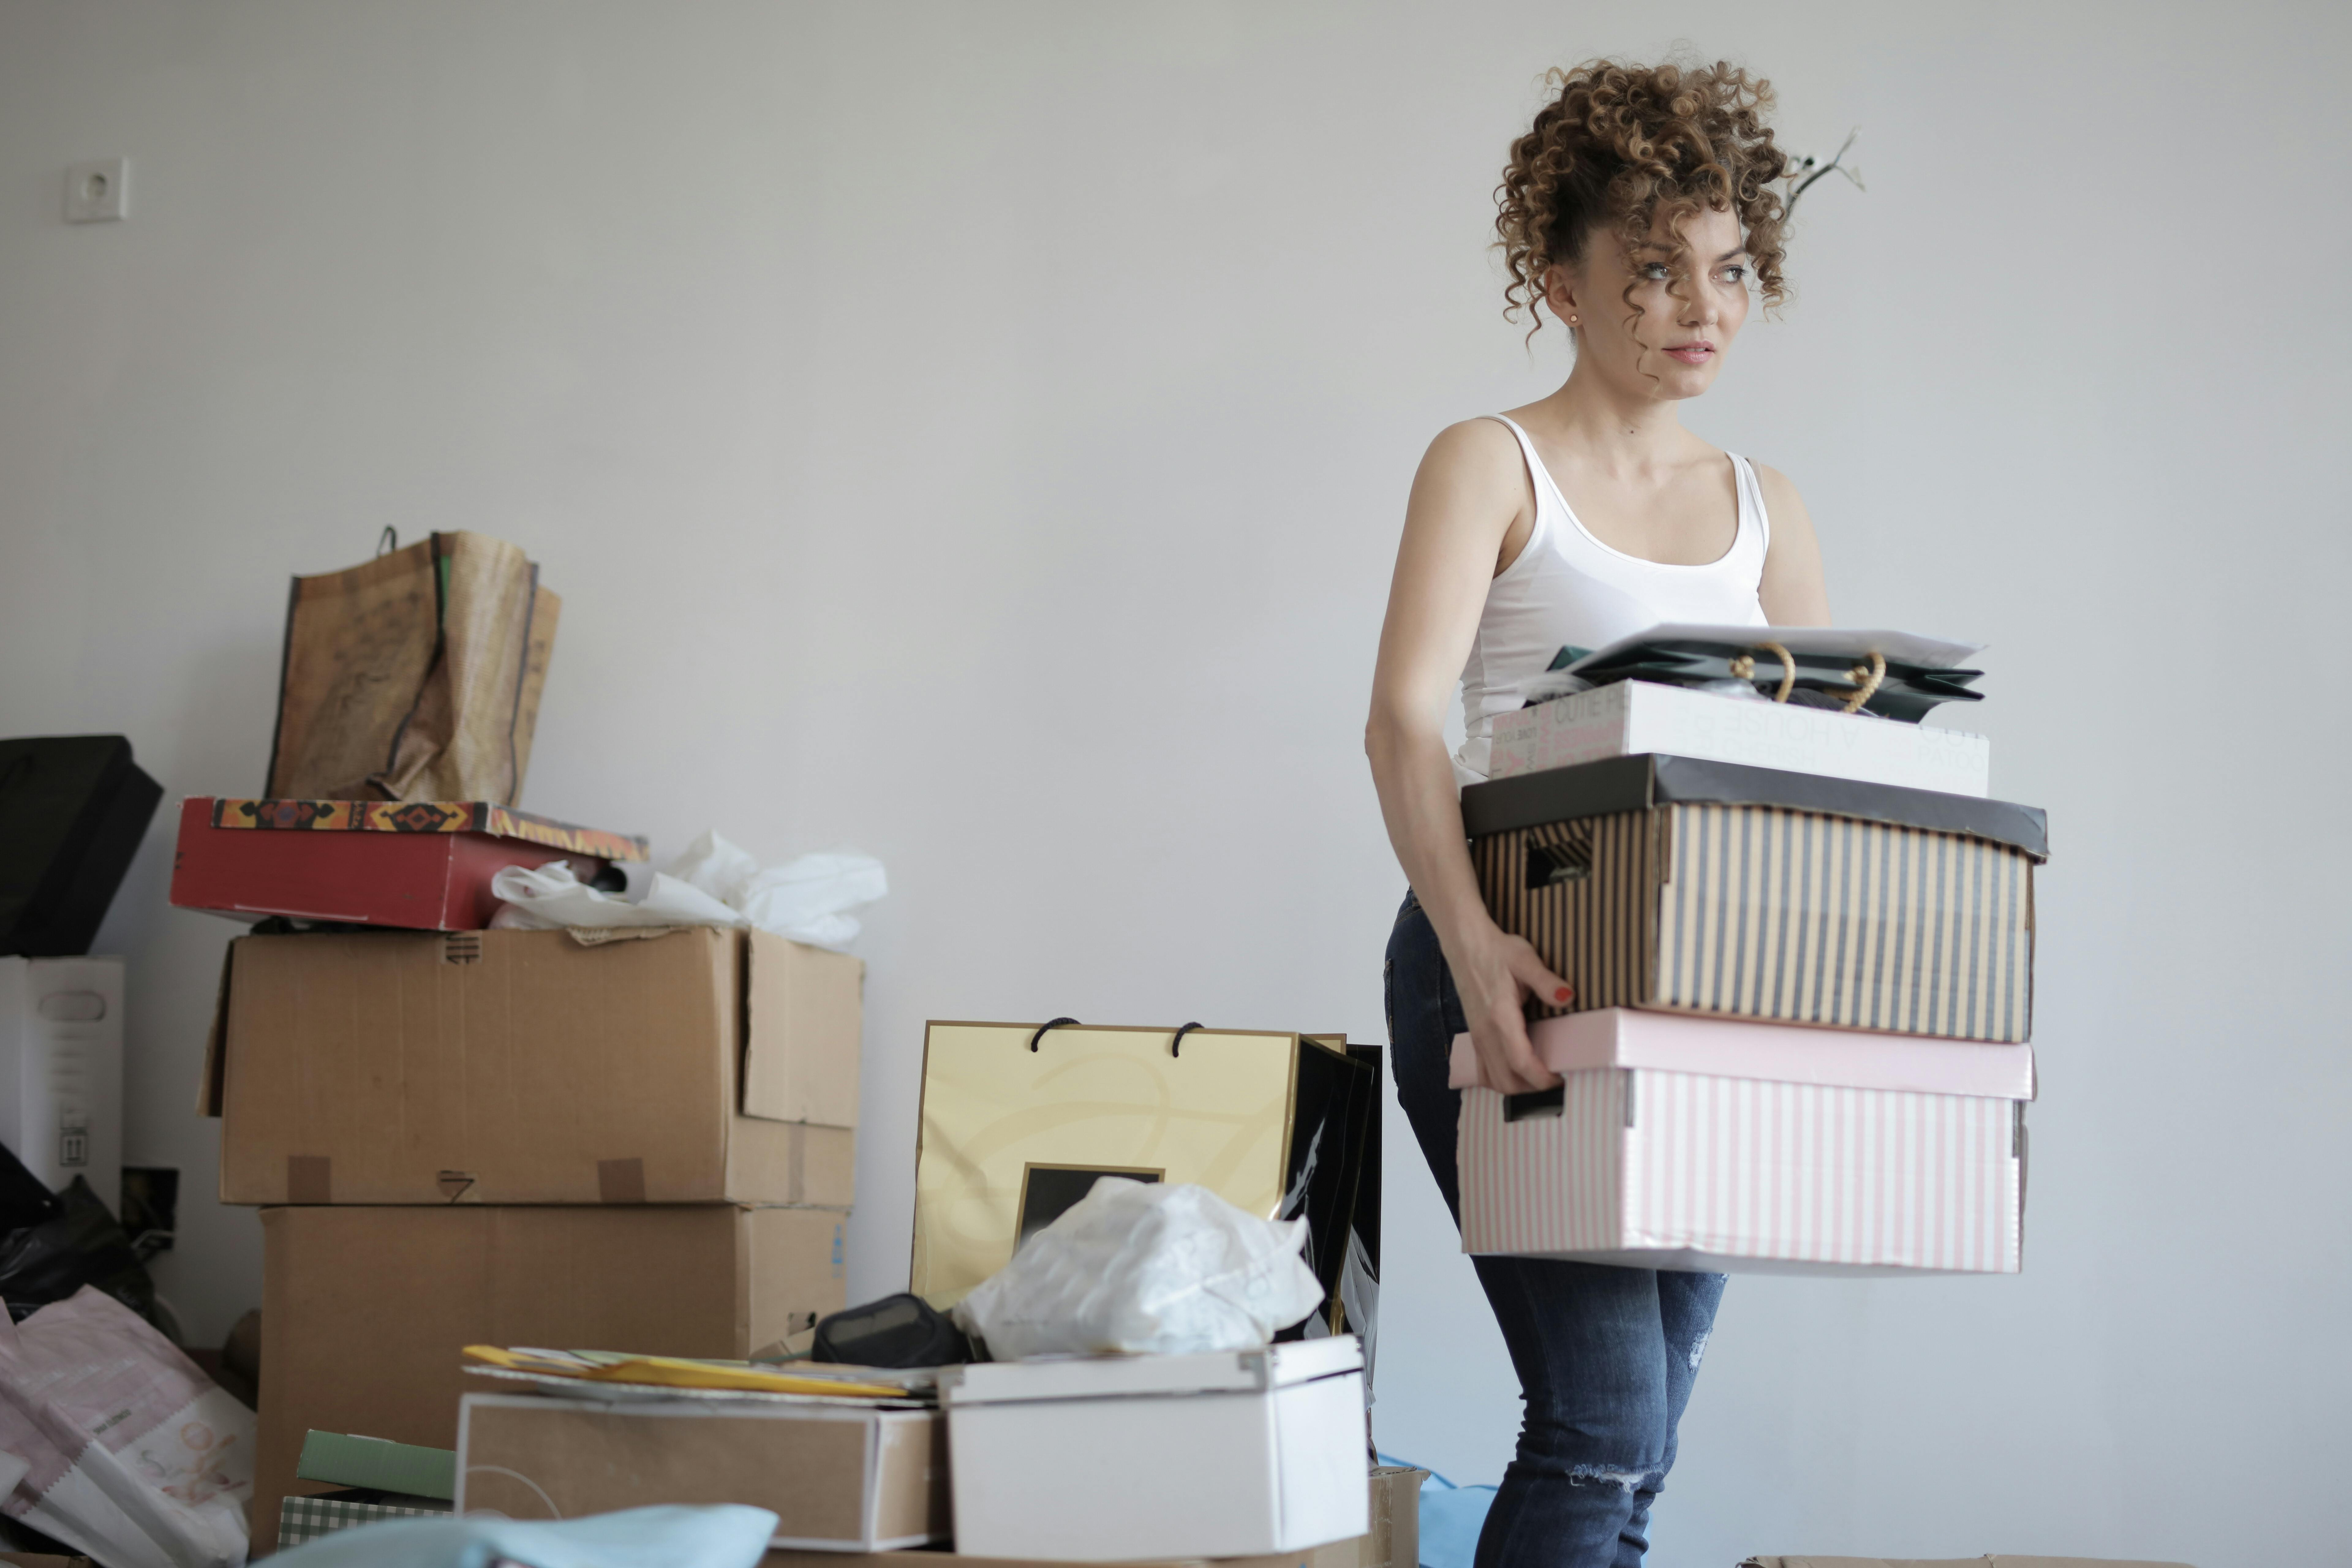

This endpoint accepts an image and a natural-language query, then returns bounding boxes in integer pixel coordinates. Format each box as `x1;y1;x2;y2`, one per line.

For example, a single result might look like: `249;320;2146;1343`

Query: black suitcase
0;736;164;957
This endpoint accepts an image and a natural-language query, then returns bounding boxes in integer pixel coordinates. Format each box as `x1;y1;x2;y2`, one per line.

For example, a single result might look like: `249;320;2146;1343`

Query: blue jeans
1385;892;1725;1568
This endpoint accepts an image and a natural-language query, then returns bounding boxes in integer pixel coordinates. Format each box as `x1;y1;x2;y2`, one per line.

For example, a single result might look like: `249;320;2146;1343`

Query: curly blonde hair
1496;58;1791;337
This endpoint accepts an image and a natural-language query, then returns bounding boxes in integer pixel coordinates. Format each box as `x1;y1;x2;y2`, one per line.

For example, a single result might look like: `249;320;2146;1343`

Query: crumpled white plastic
951;1179;1325;1359
491;831;886;952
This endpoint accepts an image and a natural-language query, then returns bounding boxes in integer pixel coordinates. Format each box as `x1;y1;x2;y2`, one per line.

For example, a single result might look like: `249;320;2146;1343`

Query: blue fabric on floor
1379;1453;1497;1568
267;1504;779;1568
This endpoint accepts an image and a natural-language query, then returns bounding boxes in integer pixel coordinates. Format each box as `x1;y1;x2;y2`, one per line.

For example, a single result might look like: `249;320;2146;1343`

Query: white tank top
1454;414;1771;783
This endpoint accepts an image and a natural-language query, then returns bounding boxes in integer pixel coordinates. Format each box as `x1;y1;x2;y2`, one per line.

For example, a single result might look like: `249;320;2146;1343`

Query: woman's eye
1639;263;1672;281
1721;265;1748;284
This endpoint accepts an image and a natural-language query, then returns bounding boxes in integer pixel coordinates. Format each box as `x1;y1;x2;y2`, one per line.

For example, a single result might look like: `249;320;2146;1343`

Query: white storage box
1487;679;1991;795
938;1338;1368;1562
1456;1010;2029;1276
0;956;123;1210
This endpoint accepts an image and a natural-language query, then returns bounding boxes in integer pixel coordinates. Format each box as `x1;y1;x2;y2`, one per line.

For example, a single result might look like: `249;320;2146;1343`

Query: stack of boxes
1455;673;2045;1274
198;912;865;1545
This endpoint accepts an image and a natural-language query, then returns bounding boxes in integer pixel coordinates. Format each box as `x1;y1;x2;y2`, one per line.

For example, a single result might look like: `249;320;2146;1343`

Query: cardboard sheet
253;1203;846;1549
206;926;858;1205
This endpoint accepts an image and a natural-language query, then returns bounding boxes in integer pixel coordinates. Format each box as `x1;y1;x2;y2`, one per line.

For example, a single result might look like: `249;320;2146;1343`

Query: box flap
938;1336;1362;1407
1461;753;2048;860
196;940;235;1118
742;932;862;1127
1449;1009;2037;1100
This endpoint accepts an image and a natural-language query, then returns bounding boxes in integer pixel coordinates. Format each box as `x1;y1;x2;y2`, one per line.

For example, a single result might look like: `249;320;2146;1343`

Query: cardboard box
458;1393;946;1550
912;1023;1373;1319
1487;679;1992;795
0;957;123;1212
1448;1008;2037;1100
203;926;860;1205
755;1464;1416;1568
254;1203;847;1552
170;796;645;932
1457;1015;2030;1274
1464;754;2047;1043
276;1493;450;1552
938;1339;1368;1561
1741;1559;2196;1567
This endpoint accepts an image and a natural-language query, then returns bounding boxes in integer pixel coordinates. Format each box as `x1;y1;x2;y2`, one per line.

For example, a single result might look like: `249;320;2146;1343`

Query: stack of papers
461;1346;936;1407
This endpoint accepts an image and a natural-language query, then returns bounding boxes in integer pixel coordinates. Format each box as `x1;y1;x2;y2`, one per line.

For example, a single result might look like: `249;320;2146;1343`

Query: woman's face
1546;202;1753;400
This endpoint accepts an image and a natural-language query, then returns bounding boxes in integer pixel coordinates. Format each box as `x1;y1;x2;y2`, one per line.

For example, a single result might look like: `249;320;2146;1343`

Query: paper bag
0;1286;253;1567
910;1022;1374;1322
265;531;559;805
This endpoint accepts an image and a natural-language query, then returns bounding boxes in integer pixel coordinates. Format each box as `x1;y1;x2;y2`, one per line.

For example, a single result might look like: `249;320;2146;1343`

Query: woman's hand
1441;916;1573;1095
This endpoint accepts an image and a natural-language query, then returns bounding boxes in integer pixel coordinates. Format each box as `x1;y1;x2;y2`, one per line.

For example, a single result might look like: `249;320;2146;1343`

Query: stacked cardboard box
1456;726;2048;1273
200;923;863;1550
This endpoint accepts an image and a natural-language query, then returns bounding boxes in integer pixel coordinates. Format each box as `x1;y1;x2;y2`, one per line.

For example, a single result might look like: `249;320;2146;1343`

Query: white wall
3;3;2346;1562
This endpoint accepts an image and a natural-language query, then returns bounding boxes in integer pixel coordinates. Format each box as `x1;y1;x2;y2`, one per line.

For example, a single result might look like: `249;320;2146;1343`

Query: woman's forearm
1364;711;1496;960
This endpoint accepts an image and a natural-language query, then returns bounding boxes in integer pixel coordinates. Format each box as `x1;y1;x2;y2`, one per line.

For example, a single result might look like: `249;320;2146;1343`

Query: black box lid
1460;753;2048;861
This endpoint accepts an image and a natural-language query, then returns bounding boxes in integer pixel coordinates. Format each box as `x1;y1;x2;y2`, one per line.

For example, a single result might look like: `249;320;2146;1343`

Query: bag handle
1027;1017;1080;1052
1169;1022;1203;1058
1727;642;1888;712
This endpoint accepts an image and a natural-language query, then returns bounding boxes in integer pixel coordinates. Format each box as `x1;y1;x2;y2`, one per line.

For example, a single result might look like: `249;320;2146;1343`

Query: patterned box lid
207;798;649;861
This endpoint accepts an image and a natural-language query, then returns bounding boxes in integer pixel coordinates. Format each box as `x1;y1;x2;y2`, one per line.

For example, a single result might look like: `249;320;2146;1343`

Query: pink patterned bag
0;1287;253;1566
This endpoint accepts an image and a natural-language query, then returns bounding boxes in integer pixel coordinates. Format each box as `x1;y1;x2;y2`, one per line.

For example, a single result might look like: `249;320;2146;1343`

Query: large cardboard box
203;926;859;1205
254;1203;847;1553
1455;1011;2031;1275
1487;679;1992;795
911;1023;1372;1316
0;957;123;1212
458;1393;947;1550
938;1339;1368;1562
169;796;643;932
1464;754;2047;1042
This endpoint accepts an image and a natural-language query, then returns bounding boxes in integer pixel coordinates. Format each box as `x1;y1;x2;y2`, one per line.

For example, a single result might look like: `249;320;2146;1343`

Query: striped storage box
1462;753;2049;1042
1452;1010;2031;1274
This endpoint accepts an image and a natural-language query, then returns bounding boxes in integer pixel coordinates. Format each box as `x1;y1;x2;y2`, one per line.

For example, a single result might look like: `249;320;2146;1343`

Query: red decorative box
170;797;649;932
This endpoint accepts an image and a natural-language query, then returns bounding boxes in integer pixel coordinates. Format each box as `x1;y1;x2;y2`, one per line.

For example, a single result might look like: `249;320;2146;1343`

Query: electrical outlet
65;158;128;223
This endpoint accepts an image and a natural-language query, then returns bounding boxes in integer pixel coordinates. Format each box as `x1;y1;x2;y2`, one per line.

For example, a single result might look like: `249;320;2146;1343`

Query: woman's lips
1664;343;1716;364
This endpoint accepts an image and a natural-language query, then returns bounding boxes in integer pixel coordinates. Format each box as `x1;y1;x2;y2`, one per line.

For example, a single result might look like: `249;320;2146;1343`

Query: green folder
294;1430;458;1502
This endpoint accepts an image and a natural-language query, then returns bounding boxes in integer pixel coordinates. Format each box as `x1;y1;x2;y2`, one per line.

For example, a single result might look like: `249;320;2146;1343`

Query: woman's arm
1366;420;1573;1096
1755;464;1831;625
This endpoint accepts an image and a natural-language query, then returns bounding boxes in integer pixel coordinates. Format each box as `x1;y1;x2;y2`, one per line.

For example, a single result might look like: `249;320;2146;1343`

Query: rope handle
1727;642;1887;712
1169;1022;1203;1058
1026;1017;1079;1052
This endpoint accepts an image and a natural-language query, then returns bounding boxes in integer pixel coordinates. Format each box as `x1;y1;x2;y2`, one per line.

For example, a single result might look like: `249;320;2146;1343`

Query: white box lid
938;1336;1361;1407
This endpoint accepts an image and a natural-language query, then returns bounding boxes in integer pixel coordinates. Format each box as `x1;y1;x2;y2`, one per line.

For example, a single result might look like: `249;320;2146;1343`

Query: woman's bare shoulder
1749;461;1818;540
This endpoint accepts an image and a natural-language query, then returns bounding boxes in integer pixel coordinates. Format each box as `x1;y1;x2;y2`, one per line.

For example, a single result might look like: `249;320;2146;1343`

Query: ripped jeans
1386;891;1725;1568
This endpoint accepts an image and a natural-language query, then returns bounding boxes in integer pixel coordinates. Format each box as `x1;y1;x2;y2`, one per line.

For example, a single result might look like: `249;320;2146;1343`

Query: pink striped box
1452;1010;2030;1275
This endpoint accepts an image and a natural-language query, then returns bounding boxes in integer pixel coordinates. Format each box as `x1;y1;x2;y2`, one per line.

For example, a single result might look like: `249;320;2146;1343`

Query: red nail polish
1554;987;1571;1002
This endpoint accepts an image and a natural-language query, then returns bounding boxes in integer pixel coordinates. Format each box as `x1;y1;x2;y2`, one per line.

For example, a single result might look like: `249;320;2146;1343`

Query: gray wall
2;4;2344;1563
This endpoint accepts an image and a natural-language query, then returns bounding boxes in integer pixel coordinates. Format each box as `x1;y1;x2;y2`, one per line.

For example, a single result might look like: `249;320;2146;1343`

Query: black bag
812;1293;972;1368
1548;636;1982;723
0;736;163;957
0;1172;170;1337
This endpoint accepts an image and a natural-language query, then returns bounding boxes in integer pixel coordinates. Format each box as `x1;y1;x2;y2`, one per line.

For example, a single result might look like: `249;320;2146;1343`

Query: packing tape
597;1157;647;1203
286;1155;332;1204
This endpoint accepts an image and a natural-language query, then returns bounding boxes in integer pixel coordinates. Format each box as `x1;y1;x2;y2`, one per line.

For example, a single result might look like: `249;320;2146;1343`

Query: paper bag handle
1027;1017;1080;1052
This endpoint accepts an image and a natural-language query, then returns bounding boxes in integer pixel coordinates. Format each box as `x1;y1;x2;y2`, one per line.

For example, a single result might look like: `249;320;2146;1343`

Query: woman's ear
1542;263;1581;329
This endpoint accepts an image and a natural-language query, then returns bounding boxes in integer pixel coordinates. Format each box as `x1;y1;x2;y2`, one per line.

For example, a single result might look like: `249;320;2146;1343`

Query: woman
1365;60;1831;1567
